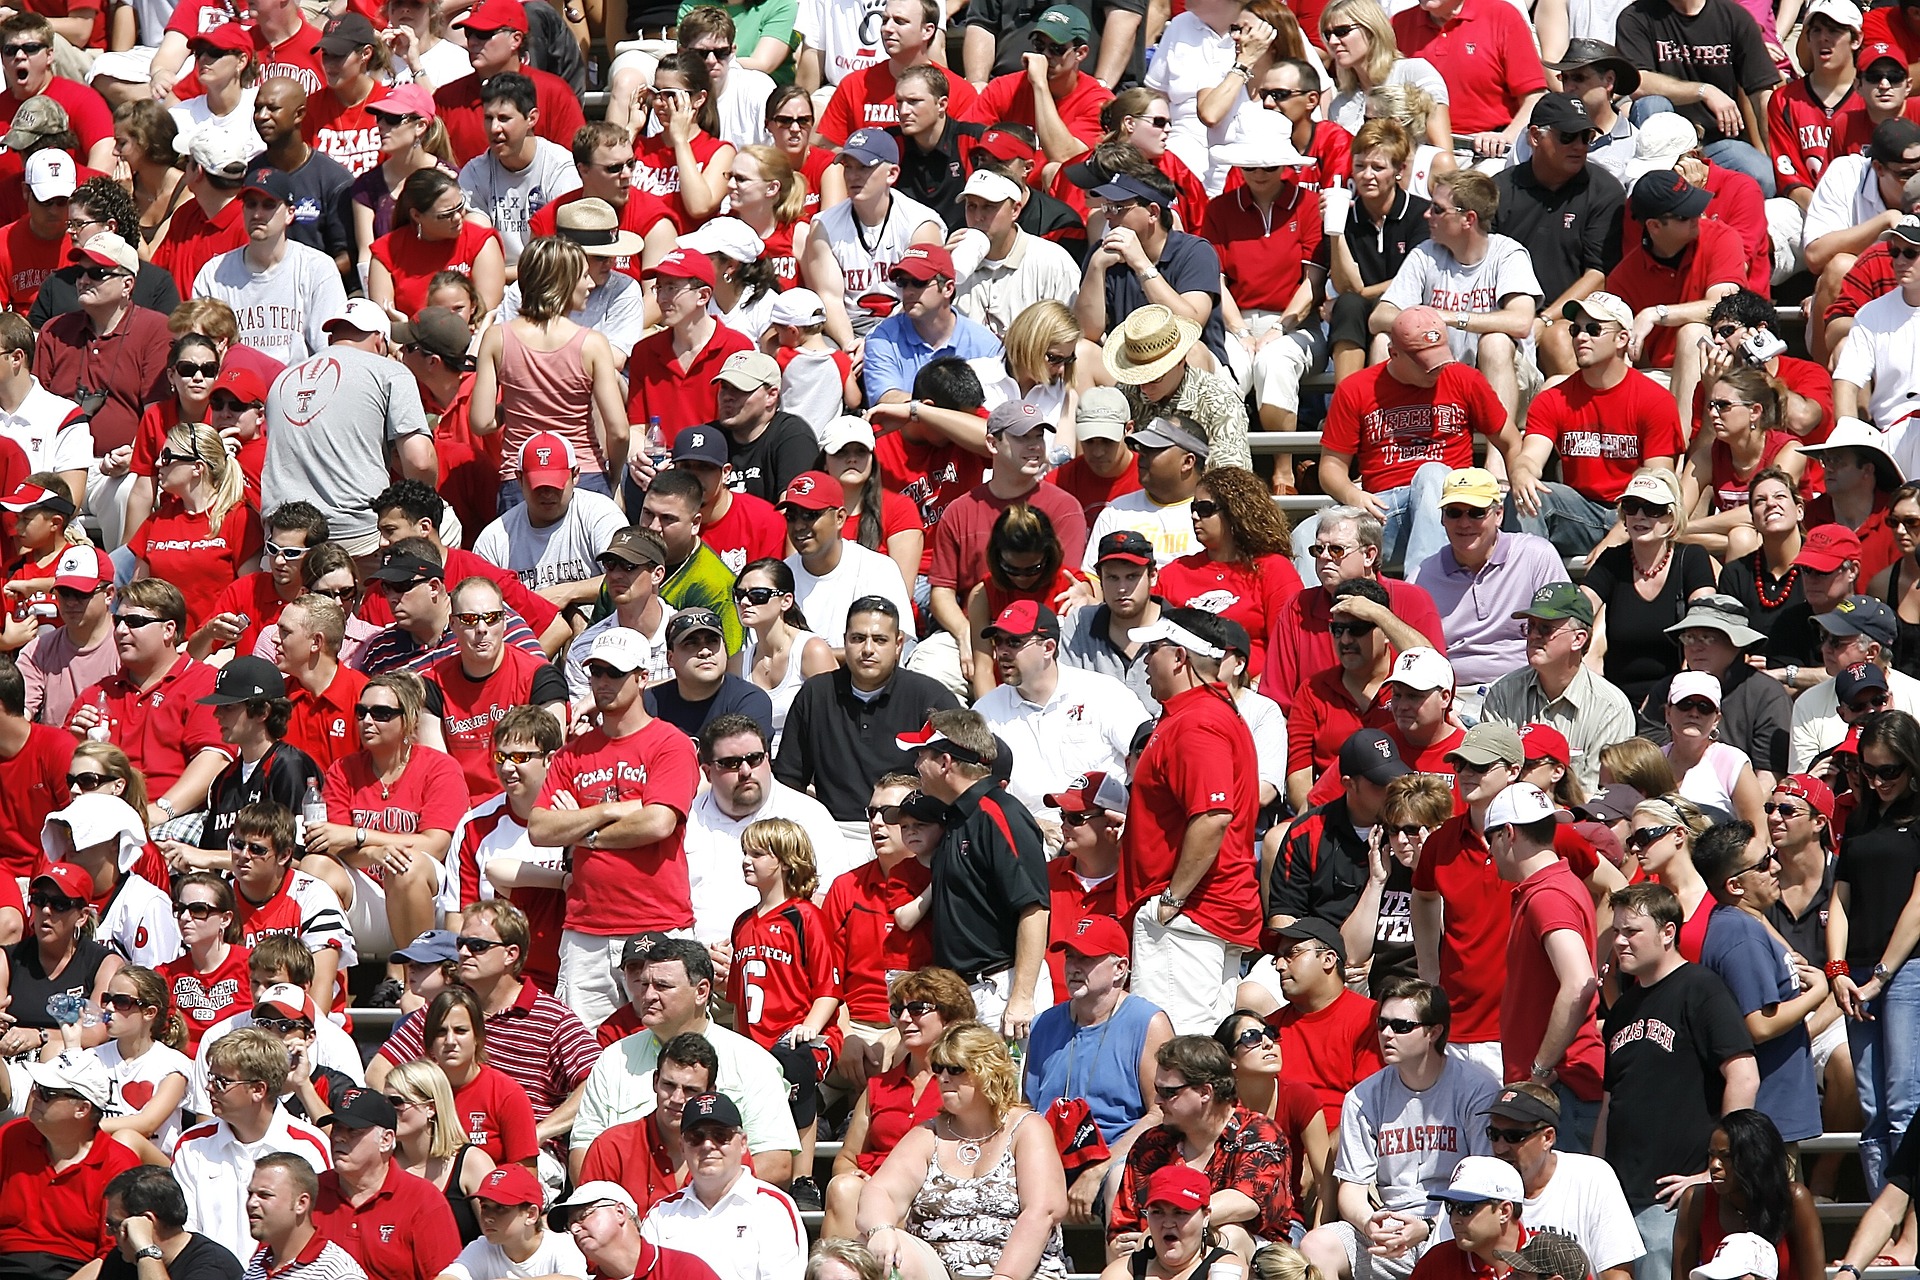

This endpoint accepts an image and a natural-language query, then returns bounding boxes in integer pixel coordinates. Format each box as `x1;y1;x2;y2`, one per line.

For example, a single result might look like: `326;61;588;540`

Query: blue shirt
1025;992;1163;1143
1698;903;1822;1142
862;309;1004;402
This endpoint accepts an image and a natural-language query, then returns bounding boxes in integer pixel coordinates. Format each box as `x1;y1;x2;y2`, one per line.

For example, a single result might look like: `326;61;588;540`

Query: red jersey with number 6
728;897;843;1057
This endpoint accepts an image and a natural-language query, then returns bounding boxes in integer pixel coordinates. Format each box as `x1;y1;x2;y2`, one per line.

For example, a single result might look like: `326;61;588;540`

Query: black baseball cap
331;1086;398;1131
672;425;730;467
1481;1086;1562;1129
1871;116;1920;164
1274;916;1346;965
681;1092;744;1132
1528;92;1593;132
240;165;297;206
1340;729;1411;785
1629;169;1711;220
1096;529;1154;566
365;549;443;584
197;656;286;704
1086;173;1165;206
619;931;672;968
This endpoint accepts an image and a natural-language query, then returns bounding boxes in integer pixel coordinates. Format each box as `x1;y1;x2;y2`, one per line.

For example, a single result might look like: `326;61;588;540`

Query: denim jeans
1634;1200;1677;1280
1628;96;1778;197
1551;1080;1602;1155
1506;485;1617;559
1291;461;1451;582
1850;958;1920;1193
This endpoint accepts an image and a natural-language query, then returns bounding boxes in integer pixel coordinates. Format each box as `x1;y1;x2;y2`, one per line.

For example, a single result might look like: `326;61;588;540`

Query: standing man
1391;0;1547;161
192;167;346;365
1121;607;1262;1034
902;708;1051;1034
250;78;353;273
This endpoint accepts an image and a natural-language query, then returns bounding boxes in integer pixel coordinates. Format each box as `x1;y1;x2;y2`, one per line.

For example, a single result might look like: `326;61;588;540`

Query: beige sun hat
1102;304;1202;385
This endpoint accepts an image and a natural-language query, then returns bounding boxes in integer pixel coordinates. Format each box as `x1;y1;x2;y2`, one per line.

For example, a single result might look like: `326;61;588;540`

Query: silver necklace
941;1114;996;1164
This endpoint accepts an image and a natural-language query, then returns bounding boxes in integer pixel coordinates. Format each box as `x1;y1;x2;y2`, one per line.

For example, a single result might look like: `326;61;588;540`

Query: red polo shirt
1287;666;1395;792
822;853;935;1023
1410;813;1511;1045
579;1115;687;1215
1046;856;1117;1003
1606;218;1747;369
151;195;247;297
627;324;755;439
285;664;370;773
1264;580;1447;715
0;1115;143;1262
209;571;296;657
66;655;227;794
1391;0;1547;135
1199;184;1323;312
1619;162;1770;297
312;1162;461;1280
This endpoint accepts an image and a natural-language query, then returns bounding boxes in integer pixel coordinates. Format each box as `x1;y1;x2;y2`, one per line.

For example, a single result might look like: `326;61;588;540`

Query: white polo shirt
570;1021;802;1158
0;378;91;475
684;780;856;945
641;1172;806;1280
174;1106;334;1261
972;663;1151;813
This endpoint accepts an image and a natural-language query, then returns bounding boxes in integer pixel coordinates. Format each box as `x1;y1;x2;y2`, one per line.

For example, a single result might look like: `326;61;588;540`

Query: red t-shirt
1154;552;1302;681
1391;0;1547;135
969;71;1110;149
1768;78;1865;193
67;656;227;794
1046;453;1140;526
633;131;730;234
429;645;559;802
434;67;585;165
728;896;843;1052
800;147;836;217
1410;815;1511;1044
206;571;291;657
1689;354;1835;445
1504;859;1605;1100
529;190;674;282
4;546;62;629
1829;100;1920;160
1199;184;1323;312
701;491;788;576
595;1002;646;1048
1620;163;1770;296
157;944;254;1057
0;1115;142;1263
0;77;112;155
874;431;984;575
1286;666;1395;787
818;62;981;144
822;855;934;1024
1266;989;1385;1128
1322;361;1507;491
1046;855;1117;1003
370;221;502;320
285;665;370;773
1606;218;1747;368
303;91;383;177
452;796;564;994
452;1064;540;1165
151;196;247;296
0;218;67;314
313;1164;462;1280
253;21;326;96
1120;683;1263;946
1864;3;1920;61
928;482;1089;597
129;497;264;632
0;723;73;879
539;717;699;935
1297;119;1354;191
322;745;469;850
842;487;921;557
24;0;106;48
1525;368;1686;503
627;324;755;439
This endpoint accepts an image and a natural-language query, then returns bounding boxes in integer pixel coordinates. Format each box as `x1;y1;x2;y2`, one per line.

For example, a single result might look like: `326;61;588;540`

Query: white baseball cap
1803;0;1864;30
680;216;765;264
585;627;650;674
24;1051;117;1111
819;415;875;455
769;287;826;327
324;296;392;341
1428;1155;1526;1205
1563;291;1634;328
962;168;1023;205
1690;1235;1778;1280
1668;669;1723;708
1483;783;1571;830
1385;646;1455;693
25;149;75;201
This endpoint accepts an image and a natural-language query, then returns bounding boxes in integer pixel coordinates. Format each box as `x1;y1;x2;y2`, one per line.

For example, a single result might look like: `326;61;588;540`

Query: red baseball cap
0;481;75;516
1775;773;1835;823
777;471;841;512
652;248;716;289
976;127;1037;162
211;366;267;406
31;863;93;902
190;21;252;53
1518;722;1571;767
520;431;577;489
53;545;111;591
475;1164;545;1206
1048;915;1130;959
1144;1163;1211;1211
981;599;1059;641
1794;523;1863;572
1859;39;1904;69
893;245;955;282
456;0;528;32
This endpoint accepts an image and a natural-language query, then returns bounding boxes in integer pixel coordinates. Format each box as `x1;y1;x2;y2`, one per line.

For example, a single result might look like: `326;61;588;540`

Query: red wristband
1825;960;1851;980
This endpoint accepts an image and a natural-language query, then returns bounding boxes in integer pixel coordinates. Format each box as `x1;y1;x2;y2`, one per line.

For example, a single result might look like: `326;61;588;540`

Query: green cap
1446;722;1526;768
1033;4;1092;43
1510;581;1593;626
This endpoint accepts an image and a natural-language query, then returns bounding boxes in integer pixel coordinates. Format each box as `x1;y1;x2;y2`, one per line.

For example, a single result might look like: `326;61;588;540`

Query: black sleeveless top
445;1144;483;1244
1881;555;1920;677
1131;1246;1239;1280
6;939;113;1028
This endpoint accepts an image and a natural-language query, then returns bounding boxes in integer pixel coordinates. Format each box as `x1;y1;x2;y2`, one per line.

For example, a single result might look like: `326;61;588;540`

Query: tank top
1695;1185;1793;1280
761;220;802;290
6;939;113;1027
742;627;819;748
1709;432;1795;513
1129;1246;1240;1280
906;1111;1068;1280
444;1144;484;1244
1664;740;1748;824
1881;554;1920;676
812;191;944;336
1025;994;1161;1144
499;323;598;480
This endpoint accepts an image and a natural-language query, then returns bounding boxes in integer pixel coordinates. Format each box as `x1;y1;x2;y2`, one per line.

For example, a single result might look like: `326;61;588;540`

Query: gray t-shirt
458;139;583;264
260;344;431;544
1381;233;1543;364
1335;1056;1501;1214
472;488;628;590
191;240;349;366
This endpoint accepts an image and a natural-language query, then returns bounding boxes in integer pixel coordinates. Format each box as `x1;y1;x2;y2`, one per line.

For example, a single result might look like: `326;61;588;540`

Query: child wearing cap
0;474;81;634
445;1164;590;1280
768;291;858;433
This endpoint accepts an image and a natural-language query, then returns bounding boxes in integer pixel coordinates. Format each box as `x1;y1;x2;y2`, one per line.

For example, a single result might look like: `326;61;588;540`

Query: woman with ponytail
735;558;835;750
726;144;811;290
128;420;261;631
351;84;458;271
96;964;193;1150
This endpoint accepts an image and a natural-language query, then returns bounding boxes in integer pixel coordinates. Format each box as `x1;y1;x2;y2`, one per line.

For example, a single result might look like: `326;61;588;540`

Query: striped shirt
242;1235;368;1280
372;979;599;1122
353;612;544;677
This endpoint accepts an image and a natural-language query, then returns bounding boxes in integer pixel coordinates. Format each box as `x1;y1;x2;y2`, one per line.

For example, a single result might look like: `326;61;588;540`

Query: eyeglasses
454;610;506;627
262;541;306;561
1851;692;1891;712
1764;801;1805;818
157;450;199;467
3;41;48;55
227;838;272;858
173;900;223;919
735;586;780;605
1567;320;1611;337
1625;824;1677;852
1190;499;1222;519
1327;621;1376;638
1126;114;1171;129
1863;760;1911;780
1324;22;1361;36
1153;1081;1198;1102
353;704;405;722
29;891;84;910
1706;399;1753;415
456;936;508;954
172;359;220;379
1309;542;1356;560
253;1016;314;1035
929;1062;969;1078
710;750;768;771
492;748;546;765
1617;497;1672;518
67;772;114;790
1230;1024;1273;1053
1672;698;1718;715
101;993;153;1012
1441;505;1491;521
890;1000;938;1017
114;613;167;629
769;113;813;128
210;394;256;413
1486;1124;1545;1144
31;1085;87;1103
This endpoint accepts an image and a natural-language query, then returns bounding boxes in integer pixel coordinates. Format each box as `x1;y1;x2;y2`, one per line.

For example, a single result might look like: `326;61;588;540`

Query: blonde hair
1599;737;1677;798
1624;464;1688;540
206;1026;290;1087
516;236;588;324
1004;300;1081;389
1322;0;1400;93
1632;793;1710;844
741;816;818;899
1367;81;1433;136
1253;1244;1326;1280
162;421;245;530
386;1059;470;1159
929;1021;1022;1120
71;741;150;819
736;144;806;224
362;671;426;737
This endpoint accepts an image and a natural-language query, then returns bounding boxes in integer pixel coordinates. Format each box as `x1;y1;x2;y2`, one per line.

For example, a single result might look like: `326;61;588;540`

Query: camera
1738;329;1787;366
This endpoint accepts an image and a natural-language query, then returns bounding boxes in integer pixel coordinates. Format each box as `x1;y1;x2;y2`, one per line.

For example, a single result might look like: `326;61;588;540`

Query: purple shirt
1410;532;1569;685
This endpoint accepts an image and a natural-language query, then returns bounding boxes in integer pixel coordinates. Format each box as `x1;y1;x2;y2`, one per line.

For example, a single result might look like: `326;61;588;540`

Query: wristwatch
154;797;175;819
1158;891;1185;909
1874;961;1895;984
136;1247;165;1263
1655;303;1670;324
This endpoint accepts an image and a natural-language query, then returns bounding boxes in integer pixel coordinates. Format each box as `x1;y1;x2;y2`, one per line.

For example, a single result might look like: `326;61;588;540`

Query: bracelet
1230;62;1252;79
1784;665;1798;686
1825;959;1851;980
909;401;919;421
1837;1264;1863;1279
1140;267;1162;282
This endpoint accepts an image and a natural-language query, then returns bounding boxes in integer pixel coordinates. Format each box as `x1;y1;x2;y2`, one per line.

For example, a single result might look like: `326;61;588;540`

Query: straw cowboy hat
1103;304;1202;385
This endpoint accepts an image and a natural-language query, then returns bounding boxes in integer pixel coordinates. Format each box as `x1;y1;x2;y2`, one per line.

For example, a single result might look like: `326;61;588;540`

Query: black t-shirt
1601;960;1754;1209
963;0;1147;79
281;149;355;266
1583;540;1716;712
932;775;1051;978
1322;188;1431;288
99;1235;242;1280
28;262;180;330
6;938;113;1028
1021;186;1090;266
1762;598;1824;670
1715;549;1806;643
1836;805;1920;964
1104;231;1227;364
893;119;975;234
645;674;775;744
198;741;324;851
1614;0;1782;144
727;411;821;506
1491;162;1625;304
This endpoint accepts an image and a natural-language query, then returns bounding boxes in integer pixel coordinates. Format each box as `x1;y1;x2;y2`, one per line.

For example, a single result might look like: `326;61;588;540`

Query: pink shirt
19;626;119;727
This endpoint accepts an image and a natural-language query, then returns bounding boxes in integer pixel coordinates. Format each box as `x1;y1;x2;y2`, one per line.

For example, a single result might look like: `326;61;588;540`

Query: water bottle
647;415;670;470
85;690;111;742
301;780;326;844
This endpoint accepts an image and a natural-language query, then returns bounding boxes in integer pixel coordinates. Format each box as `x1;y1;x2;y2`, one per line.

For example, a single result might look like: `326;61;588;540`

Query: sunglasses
1441;505;1491;521
1153;1081;1198;1101
226;838;272;858
1617;497;1671;518
929;1062;969;1078
1892;246;1920;262
492;748;546;765
31;1085;86;1103
1230;1024;1273;1052
453;610;506;627
1706;399;1753;415
1061;809;1098;827
115;613;167;630
1739;850;1779;876
1554;128;1597;145
1190;499;1222;519
157;450;200;467
173;360;220;379
78;266;130;282
1384;823;1424;838
3;41;48;55
1378;1017;1432;1036
1309;542;1356;559
1128;115;1171;129
383;1094;415;1109
890;1000;938;1017
173;900;223;919
866;804;904;822
1262;87;1312;102
1566;320;1611;337
735;586;779;605
54;586;107;603
584;661;632;680
1672;698;1718;715
205;1074;245;1094
1443;1201;1487;1217
253;1016;314;1035
711;750;768;771
1324;22;1361;36
263;542;306;561
1863;760;1911;780
1851;692;1891;712
29;891;84;910
1487;1124;1545;1144
456;936;508;954
769;113;813;127
1327;621;1376;638
1030;35;1069;53
67;772;114;790
1045;351;1077;368
311;584;357;602
102;993;153;1012
353;704;404;722
1763;801;1805;818
210;394;258;413
1625;824;1677;852
1864;67;1909;85
1712;324;1742;340
997;559;1047;579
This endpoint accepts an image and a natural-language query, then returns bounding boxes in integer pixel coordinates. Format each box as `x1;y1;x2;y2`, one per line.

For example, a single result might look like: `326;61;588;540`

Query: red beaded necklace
1752;548;1799;609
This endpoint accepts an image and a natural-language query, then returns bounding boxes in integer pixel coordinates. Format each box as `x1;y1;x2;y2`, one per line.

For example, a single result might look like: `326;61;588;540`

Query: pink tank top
500;322;598;479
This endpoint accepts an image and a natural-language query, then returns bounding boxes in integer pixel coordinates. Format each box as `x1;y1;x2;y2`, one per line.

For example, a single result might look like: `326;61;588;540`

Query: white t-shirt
1083;491;1197;571
1236;687;1288;795
1382;234;1543;364
95;1039;193;1151
1804;154;1888;249
442;791;567;916
1328;57;1448;135
684;780;854;944
0;380;92;475
1146;11;1258;196
415;38;473;88
786;542;917;645
1431;1152;1645;1275
1836;288;1920;437
1334;1057;1502;1214
971;664;1149;813
442;1230;589;1280
169;88;264;159
458;140;583;264
717;63;774;149
473;488;628;592
191;241;349;366
97;873;181;969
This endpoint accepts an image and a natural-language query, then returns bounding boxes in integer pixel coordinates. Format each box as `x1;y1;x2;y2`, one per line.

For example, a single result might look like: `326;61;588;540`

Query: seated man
578;1032;720;1213
861;245;1003;404
546;1183;721;1280
1074;170;1228;379
1835;215;1920;443
1818;174;1920;363
1806;118;1920;336
0;1051;142;1274
638;1094;805;1280
1613;0;1781;196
